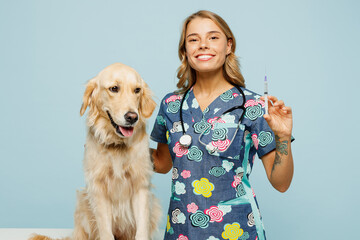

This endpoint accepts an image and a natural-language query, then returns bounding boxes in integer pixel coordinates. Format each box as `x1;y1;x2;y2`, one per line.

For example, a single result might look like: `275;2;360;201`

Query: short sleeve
251;114;276;159
245;98;277;158
250;101;295;158
150;97;168;144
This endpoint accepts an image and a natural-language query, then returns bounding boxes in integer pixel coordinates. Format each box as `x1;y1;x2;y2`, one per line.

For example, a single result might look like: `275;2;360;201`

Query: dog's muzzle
106;111;136;137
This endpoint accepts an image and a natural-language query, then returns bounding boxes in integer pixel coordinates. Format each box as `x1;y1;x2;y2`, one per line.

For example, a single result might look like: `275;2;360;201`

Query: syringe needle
264;75;268;115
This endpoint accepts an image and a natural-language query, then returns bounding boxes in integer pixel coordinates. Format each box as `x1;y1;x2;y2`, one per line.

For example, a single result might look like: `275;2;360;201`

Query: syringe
264;75;268;115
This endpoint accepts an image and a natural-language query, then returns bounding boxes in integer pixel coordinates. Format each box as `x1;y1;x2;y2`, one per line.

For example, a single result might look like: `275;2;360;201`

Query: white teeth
197;55;213;60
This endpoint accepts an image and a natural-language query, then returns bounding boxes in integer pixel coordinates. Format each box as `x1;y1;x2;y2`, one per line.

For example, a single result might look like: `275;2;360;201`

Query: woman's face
185;17;232;75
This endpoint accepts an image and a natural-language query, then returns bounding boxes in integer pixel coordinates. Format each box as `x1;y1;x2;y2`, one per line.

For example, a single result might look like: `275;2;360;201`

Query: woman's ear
140;79;156;119
80;77;97;116
227;38;233;55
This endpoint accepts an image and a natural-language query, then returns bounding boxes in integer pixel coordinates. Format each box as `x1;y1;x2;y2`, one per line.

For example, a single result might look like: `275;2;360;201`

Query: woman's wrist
273;132;292;141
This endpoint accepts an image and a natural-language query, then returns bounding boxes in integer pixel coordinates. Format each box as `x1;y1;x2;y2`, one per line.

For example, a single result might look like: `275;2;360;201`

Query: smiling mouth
106;111;134;137
196;54;215;61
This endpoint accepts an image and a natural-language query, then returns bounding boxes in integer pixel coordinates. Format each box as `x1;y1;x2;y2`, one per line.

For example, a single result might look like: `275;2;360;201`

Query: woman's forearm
269;135;294;192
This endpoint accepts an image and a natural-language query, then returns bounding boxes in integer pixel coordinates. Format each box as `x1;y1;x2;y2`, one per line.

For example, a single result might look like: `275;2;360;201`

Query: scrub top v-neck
151;86;276;240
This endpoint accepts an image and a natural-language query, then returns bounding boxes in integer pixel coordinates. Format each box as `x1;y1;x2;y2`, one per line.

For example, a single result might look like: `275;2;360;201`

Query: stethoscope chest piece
179;134;192;148
206;144;218;154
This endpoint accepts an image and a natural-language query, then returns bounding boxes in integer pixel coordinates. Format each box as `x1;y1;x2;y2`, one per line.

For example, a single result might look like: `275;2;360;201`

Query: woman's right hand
150;143;172;174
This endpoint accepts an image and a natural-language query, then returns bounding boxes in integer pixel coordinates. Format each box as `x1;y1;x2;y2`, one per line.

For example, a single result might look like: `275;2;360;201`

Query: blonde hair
176;10;245;93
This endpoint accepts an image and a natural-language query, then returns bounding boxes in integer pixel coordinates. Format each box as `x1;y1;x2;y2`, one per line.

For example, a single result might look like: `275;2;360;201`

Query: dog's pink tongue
119;126;134;137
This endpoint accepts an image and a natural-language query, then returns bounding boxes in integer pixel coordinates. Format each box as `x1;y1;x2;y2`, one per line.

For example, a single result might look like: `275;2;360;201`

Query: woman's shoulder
240;87;263;101
238;87;266;111
159;91;183;105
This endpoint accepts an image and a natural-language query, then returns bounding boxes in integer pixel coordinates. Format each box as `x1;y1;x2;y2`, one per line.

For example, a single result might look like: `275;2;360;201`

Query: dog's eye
134;88;141;94
109;86;119;93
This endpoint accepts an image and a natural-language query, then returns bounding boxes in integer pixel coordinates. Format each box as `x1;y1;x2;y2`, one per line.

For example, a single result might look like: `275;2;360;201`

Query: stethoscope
178;84;246;153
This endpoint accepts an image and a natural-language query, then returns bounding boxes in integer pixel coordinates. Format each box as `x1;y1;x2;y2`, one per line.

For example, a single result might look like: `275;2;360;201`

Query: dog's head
80;63;156;145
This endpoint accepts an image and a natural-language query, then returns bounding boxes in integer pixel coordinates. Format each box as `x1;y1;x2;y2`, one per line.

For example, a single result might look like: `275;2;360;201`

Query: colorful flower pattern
192;178;214;198
220;89;234;102
166;95;182;103
151;87;276;239
252;133;259;150
258;131;273;147
172;168;179;180
167;100;181;113
209;166;226;177
208;117;226;129
157;115;166;126
189;210;210;228
173;142;189;157
245;104;263;121
221;222;244;240
222;160;234;172
236;183;246;197
187;202;198;213
167;215;174;234
247;212;255;227
170;121;189;133
181;170;191;179
172;208;186;224
211;139;231;151
194;119;211;135
187;146;203;162
177;234;189;240
174;181;186;195
204;206;224;222
212;127;228;141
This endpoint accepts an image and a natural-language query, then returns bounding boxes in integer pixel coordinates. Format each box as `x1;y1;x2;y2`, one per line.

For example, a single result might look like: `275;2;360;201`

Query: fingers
267;95;278;103
273;99;284;108
260;95;284;107
260;95;279;105
283;106;292;114
260;95;277;102
260;95;292;114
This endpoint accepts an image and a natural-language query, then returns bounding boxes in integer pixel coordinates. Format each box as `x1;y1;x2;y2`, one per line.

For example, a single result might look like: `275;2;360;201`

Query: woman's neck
193;69;233;96
192;69;234;111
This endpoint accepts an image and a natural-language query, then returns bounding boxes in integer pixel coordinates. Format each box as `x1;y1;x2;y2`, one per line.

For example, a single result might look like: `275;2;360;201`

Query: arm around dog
150;143;172;174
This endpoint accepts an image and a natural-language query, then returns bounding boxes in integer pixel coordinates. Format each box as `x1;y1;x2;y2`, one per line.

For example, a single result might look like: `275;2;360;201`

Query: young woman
150;10;294;240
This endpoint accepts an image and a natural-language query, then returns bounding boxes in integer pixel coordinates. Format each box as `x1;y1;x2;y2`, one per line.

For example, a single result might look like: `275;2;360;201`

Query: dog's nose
124;112;138;124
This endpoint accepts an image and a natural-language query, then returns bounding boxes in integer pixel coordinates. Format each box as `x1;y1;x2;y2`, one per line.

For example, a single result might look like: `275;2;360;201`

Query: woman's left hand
260;95;294;192
260;95;293;138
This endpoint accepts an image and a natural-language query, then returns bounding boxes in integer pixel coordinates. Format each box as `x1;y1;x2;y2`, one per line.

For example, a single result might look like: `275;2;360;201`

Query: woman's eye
188;38;197;42
134;88;141;94
210;36;218;40
109;86;119;93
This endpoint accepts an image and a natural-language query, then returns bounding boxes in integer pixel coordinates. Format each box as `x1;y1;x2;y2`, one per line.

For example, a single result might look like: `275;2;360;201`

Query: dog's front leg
89;192;114;240
132;187;150;240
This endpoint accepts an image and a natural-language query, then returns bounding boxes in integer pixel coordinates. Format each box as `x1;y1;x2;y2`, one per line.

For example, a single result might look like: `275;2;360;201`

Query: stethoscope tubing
179;84;246;152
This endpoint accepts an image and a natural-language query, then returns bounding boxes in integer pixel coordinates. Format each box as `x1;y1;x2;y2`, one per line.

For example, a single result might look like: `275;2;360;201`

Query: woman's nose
199;39;209;49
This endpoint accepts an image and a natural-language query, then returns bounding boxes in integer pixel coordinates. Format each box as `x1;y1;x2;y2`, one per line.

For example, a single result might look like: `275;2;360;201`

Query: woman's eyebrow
186;31;222;38
186;33;199;38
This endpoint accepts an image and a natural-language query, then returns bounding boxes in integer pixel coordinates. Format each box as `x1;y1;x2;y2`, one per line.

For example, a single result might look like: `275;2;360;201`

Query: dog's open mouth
117;125;134;137
107;111;134;137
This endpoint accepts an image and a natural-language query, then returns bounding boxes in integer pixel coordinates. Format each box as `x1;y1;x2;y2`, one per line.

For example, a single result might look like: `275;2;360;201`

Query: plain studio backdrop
1;0;359;239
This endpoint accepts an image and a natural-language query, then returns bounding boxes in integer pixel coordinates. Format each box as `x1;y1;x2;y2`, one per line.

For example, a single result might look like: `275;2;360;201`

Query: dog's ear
140;79;156;119
80;77;97;116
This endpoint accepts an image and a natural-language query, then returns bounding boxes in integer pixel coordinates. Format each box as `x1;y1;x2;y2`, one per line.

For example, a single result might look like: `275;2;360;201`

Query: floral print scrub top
151;86;276;240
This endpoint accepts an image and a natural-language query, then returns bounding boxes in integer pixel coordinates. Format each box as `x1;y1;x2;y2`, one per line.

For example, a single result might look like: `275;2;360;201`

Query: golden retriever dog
30;63;161;240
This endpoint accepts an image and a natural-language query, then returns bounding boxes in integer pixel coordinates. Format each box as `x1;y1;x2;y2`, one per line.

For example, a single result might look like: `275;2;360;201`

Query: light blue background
1;0;359;239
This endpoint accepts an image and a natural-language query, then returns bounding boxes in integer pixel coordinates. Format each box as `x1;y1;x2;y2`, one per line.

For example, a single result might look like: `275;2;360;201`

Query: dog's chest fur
85;142;150;195
80;136;153;238
83;133;152;215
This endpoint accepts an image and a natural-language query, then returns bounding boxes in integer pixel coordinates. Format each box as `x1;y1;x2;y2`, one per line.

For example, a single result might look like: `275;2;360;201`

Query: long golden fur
29;63;161;240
